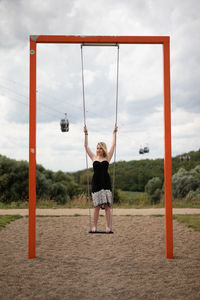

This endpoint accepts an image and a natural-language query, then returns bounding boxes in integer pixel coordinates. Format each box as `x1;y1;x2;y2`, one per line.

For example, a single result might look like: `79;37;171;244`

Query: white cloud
0;0;199;171
119;45;163;102
172;108;200;155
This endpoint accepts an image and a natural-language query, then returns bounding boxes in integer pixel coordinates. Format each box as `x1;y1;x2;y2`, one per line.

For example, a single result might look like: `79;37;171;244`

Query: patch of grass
172;201;200;208
113;202;165;209
118;191;149;207
122;214;164;217
0;201;29;209
116;190;200;209
173;214;200;232
35;214;87;217
150;214;164;217
67;194;90;208
0;192;200;210
35;215;63;218
0;215;22;230
36;200;59;209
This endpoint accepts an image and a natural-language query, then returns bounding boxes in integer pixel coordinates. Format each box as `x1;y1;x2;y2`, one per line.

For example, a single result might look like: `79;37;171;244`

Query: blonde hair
97;142;108;158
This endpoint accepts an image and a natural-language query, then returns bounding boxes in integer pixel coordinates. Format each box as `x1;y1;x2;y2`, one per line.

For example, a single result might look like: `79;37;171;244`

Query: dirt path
0;207;200;216
0;215;200;300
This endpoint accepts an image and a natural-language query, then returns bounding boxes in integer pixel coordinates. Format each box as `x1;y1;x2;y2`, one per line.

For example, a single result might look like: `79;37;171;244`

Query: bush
0;159;29;203
113;189;120;204
172;166;200;199
185;188;200;202
50;182;69;204
117;189;129;204
36;171;51;200
145;177;162;204
0;154;83;204
67;182;80;198
117;190;148;206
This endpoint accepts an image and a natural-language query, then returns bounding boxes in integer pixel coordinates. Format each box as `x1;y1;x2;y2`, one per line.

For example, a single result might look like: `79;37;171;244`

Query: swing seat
88;230;114;234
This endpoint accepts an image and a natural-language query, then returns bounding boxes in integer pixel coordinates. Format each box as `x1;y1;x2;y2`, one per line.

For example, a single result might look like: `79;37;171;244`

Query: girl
84;125;118;232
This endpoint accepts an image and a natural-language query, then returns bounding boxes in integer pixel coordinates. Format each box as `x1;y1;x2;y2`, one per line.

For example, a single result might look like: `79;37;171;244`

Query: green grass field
173;214;200;232
0;190;199;209
0;215;22;230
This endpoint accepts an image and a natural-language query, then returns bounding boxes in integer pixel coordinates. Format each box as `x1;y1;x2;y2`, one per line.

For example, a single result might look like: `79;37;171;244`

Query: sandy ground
0;207;200;216
0;213;200;300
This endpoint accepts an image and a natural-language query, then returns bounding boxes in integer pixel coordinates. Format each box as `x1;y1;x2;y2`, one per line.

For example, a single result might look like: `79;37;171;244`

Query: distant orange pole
163;39;173;259
29;37;37;259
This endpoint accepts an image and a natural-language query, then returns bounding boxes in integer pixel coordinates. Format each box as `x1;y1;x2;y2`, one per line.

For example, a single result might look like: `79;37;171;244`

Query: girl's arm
107;125;118;162
84;125;95;161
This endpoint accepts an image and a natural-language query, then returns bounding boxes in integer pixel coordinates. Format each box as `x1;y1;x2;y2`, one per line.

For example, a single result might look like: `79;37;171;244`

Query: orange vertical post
163;39;173;259
29;37;37;259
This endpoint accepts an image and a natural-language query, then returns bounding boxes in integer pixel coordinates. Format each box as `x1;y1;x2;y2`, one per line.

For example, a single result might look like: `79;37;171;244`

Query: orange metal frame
29;35;173;259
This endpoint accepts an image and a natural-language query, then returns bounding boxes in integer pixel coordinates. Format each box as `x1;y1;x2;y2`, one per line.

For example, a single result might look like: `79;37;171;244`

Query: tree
36;171;51;200
50;182;69;204
113;189;120;204
172;166;200;199
145;177;162;204
186;188;200;202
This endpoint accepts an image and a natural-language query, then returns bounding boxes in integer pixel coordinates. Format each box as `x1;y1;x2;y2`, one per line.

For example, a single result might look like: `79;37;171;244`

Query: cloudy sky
0;0;199;172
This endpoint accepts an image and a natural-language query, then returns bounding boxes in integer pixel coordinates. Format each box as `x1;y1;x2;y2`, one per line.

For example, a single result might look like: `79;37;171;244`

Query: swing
81;44;120;234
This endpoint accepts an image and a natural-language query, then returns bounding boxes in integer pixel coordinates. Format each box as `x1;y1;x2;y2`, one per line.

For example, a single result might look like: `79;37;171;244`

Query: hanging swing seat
88;230;114;234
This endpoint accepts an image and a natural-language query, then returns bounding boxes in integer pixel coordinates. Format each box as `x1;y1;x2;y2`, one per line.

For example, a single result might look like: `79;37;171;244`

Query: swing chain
111;44;119;231
81;45;92;231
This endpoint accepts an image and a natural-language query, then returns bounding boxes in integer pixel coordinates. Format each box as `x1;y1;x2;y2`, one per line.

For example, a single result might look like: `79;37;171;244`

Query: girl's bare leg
92;206;100;232
105;204;111;232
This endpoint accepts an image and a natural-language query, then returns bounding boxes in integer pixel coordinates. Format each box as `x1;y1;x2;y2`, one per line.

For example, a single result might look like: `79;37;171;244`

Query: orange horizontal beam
30;35;169;44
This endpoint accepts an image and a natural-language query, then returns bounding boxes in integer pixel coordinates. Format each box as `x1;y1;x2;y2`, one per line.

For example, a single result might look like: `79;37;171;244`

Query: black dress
92;160;112;209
